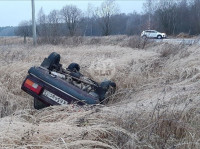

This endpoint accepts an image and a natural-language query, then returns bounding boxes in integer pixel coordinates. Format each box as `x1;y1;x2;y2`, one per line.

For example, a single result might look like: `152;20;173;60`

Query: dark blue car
21;52;116;109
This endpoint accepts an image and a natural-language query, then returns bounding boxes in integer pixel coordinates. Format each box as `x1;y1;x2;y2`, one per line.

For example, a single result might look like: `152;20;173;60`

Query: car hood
160;32;166;35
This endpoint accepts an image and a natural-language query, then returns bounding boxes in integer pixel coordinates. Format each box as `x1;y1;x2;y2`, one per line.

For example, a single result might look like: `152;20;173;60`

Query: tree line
15;0;200;44
146;0;200;35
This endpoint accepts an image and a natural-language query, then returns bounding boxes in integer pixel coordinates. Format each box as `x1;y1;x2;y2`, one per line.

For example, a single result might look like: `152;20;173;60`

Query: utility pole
32;0;37;46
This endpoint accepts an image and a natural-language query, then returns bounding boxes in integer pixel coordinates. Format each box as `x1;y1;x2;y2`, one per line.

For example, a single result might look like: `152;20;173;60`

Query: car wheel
34;98;48;110
48;52;61;71
41;52;61;71
68;63;80;72
142;35;147;39
48;52;60;65
100;80;116;104
157;35;162;39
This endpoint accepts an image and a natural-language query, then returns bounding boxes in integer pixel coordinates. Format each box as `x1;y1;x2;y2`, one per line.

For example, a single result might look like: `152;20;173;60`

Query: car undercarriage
21;52;116;109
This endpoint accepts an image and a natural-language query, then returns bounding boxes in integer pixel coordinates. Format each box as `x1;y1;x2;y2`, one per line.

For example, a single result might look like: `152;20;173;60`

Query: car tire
68;63;80;72
99;80;116;104
48;52;60;65
47;52;61;70
34;98;48;110
142;35;147;39
100;81;116;90
157;35;162;39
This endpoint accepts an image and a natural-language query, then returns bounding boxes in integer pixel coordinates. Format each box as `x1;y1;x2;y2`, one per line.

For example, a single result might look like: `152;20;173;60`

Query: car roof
144;30;157;32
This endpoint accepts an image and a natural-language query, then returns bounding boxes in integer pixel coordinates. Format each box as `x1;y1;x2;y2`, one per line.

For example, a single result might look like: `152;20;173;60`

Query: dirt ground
0;36;200;149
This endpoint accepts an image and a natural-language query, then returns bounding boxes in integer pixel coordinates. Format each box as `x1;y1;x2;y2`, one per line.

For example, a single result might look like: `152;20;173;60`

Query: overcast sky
0;0;145;27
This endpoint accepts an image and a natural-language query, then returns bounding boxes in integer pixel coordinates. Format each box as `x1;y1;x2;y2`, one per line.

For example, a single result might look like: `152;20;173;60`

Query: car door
145;31;151;37
150;31;157;38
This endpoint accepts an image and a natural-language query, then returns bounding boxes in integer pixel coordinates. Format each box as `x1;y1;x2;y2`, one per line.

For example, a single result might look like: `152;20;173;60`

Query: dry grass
0;37;32;45
0;36;200;148
37;35;157;49
176;33;192;38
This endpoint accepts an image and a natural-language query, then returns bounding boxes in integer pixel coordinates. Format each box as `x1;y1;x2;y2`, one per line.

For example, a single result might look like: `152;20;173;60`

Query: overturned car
21;52;116;109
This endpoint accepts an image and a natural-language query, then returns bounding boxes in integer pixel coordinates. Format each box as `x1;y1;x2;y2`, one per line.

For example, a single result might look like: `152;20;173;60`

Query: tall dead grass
16;35;157;49
0;36;200;148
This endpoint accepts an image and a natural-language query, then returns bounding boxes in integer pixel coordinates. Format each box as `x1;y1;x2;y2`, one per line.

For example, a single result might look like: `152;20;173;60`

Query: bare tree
60;5;82;36
48;10;60;36
126;12;143;35
47;10;60;44
14;0;200;40
84;3;95;36
96;0;119;36
190;0;200;34
143;0;154;29
156;1;178;34
177;0;190;33
16;21;31;43
37;7;47;37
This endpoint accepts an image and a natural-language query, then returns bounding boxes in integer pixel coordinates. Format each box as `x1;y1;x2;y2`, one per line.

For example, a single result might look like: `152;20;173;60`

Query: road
153;38;200;45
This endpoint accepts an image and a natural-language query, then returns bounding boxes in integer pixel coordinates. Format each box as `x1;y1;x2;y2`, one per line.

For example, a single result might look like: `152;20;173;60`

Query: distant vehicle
141;30;167;39
21;52;116;110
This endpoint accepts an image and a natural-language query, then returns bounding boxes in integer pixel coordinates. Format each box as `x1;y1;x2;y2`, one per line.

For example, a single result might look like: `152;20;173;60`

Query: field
0;36;200;149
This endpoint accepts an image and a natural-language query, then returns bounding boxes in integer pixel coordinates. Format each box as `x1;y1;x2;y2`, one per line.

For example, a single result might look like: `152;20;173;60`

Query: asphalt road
153;38;199;45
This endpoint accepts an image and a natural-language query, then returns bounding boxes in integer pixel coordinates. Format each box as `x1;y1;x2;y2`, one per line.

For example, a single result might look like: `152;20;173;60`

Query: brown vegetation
0;36;200;148
176;33;192;38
